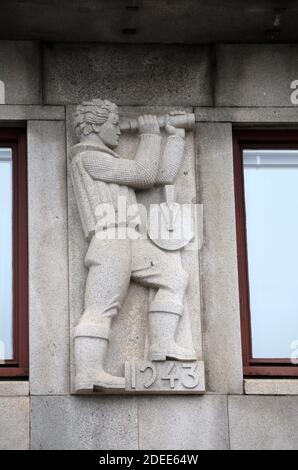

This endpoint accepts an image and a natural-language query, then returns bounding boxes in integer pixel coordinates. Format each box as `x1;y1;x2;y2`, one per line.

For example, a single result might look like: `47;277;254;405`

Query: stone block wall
1;41;298;450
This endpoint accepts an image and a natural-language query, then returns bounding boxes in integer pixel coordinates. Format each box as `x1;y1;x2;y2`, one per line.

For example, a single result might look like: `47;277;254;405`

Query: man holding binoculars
70;99;196;393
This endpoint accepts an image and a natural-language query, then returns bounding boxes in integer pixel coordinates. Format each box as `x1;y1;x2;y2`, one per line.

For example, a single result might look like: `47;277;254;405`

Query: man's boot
148;311;197;361
74;334;125;393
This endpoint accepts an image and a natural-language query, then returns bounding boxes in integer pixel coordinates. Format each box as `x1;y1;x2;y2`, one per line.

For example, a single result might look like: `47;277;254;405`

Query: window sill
244;379;298;396
0;381;29;397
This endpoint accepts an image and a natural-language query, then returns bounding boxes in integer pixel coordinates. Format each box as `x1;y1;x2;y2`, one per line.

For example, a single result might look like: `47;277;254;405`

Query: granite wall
1;41;298;450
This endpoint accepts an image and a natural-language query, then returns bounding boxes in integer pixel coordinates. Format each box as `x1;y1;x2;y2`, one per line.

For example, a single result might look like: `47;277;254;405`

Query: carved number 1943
129;362;201;390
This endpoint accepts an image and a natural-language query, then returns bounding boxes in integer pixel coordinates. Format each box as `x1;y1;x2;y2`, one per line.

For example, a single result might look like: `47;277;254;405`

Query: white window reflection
244;149;298;358
0;148;13;360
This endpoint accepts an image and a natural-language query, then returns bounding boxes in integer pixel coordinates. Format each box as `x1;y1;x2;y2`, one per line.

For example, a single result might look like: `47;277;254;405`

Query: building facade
1;29;298;449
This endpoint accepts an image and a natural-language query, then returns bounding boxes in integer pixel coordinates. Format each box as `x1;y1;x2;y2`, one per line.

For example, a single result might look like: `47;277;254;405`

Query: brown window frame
233;129;298;378
0;128;28;378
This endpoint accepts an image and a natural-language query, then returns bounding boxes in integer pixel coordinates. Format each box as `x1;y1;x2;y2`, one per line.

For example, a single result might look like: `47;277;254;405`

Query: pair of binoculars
120;113;195;132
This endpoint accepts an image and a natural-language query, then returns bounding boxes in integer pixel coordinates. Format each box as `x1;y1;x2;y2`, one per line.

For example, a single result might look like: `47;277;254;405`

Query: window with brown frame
234;130;298;377
0;128;28;378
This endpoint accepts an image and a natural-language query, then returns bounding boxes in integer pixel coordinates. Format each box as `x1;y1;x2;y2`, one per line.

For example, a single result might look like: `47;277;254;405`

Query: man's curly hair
74;99;118;139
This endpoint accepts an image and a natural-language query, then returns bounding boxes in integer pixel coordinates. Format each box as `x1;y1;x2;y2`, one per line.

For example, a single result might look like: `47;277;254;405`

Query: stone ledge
0;41;41;105
195;106;298;123
44;44;212;106
215;44;298;107
0;381;29;397
244;379;298;396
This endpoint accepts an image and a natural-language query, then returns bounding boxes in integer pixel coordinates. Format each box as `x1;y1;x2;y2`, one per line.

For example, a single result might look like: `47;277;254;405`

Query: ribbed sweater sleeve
155;134;185;185
82;133;162;189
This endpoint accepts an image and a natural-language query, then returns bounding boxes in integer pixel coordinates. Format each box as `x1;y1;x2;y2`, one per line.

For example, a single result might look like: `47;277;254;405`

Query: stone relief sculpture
70;99;204;394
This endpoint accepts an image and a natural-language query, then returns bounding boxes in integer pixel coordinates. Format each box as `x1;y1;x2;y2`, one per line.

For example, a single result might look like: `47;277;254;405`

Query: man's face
99;111;121;149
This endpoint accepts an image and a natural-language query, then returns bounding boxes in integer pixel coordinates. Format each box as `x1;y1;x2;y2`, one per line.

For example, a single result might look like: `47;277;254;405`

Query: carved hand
137;114;160;135
165;114;185;139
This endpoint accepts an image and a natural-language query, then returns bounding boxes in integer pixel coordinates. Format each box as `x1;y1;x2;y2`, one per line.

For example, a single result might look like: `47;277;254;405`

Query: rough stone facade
1;41;298;450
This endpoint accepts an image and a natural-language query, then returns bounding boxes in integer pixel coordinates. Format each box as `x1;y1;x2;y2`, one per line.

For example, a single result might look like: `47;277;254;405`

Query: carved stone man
70;99;196;393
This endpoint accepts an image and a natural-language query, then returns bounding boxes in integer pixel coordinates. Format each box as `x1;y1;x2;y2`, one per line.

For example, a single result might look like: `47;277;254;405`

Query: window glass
244;149;298;358
0;148;13;360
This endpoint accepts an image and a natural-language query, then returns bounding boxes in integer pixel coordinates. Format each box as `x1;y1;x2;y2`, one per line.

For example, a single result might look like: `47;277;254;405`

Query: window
234;130;298;377
0;128;28;378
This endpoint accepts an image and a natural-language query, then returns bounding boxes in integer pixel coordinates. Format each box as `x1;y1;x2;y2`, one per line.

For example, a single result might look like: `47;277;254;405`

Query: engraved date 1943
125;361;204;392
